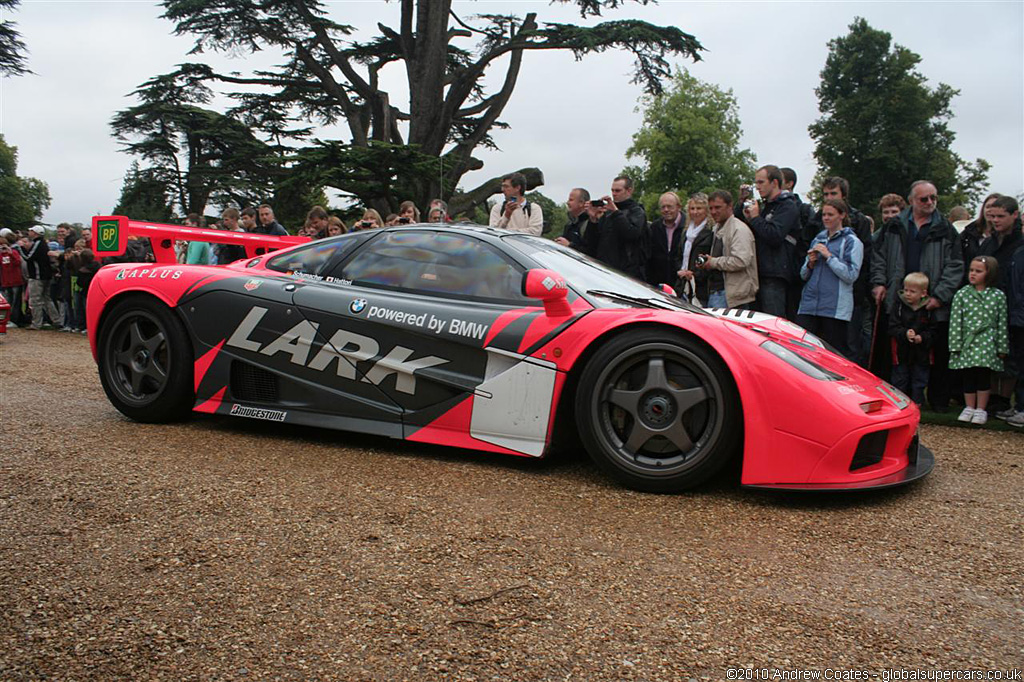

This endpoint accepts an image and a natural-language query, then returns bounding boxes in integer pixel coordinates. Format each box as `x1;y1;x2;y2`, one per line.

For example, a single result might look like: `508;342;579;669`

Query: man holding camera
697;190;759;309
489;172;543;235
573;175;648;280
740;165;801;319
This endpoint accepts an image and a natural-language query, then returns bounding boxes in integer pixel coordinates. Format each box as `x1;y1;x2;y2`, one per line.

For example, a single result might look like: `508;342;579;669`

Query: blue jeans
707;289;727;308
891;362;929;405
756;277;788;319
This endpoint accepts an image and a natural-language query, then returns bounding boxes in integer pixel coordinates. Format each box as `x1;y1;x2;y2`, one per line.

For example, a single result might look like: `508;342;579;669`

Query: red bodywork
0;293;9;335
88;217;928;491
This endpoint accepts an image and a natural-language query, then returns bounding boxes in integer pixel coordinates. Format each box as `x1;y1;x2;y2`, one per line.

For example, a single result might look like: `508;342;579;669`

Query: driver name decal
225;306;449;395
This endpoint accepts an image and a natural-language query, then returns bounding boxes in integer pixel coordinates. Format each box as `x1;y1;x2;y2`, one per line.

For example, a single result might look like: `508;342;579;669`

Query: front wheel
97;296;194;422
575;329;742;492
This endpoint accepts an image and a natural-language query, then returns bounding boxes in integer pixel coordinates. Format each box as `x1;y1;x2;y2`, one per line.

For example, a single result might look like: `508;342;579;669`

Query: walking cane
867;295;883;372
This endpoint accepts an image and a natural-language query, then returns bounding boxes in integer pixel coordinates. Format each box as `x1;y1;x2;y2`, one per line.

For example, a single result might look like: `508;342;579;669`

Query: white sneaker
957;407;976;422
1007;412;1024;428
971;410;988;425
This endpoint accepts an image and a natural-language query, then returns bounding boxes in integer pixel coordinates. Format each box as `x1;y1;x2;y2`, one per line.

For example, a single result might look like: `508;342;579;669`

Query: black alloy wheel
97;297;194;422
575;329;742;492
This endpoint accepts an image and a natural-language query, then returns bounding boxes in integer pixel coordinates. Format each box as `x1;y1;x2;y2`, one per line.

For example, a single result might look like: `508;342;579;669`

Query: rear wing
91;215;310;265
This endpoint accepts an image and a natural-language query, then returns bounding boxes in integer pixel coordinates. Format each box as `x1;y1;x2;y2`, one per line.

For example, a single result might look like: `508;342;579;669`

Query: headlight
760;340;845;381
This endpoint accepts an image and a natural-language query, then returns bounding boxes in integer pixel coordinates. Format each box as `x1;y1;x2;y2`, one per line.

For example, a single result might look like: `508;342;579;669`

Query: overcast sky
1;0;1021;226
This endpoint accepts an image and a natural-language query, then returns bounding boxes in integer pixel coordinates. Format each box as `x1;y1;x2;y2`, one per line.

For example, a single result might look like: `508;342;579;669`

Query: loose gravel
1;329;1021;680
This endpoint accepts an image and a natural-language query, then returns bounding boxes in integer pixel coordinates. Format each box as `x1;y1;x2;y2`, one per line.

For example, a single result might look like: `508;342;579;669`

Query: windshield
504;235;704;312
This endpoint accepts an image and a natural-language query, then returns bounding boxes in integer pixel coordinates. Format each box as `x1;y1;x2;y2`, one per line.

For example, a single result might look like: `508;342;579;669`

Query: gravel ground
1;329;1021;681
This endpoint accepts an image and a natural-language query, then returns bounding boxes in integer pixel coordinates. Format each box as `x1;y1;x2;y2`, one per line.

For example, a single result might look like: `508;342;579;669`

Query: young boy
889;272;934;406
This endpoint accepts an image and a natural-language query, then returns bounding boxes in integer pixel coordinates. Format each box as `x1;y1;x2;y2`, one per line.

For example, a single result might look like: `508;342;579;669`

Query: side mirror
522;269;573;317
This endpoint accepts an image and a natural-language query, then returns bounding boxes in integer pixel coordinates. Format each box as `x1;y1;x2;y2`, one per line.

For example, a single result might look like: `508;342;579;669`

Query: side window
337;231;528;301
265;232;374;277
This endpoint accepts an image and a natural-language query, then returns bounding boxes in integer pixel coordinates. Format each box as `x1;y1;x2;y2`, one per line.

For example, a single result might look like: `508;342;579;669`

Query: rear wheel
97;297;194;422
575;329;741;492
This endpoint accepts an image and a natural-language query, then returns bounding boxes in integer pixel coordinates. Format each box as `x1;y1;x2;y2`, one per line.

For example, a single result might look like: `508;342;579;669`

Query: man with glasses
871;180;963;411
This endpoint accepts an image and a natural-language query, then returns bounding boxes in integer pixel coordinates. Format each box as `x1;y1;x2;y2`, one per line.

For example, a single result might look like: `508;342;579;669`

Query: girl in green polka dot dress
949;255;1009;425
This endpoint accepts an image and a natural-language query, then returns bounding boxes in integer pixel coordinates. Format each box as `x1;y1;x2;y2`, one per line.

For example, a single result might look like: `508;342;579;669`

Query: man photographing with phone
489;172;543;236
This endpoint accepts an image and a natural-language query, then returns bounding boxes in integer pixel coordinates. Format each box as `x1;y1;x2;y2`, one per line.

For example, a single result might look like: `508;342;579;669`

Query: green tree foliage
111;72;284;216
525;191;566;239
0;134;50;230
626;68;756;212
112;162;174;223
159;0;704;214
0;0;29;76
809;18;989;216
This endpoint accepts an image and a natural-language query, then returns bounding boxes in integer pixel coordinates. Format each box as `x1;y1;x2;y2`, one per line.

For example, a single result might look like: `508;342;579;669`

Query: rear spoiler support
91;215;309;265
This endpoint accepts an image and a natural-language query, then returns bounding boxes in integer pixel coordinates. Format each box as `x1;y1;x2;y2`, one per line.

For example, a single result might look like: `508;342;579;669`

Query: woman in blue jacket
798;198;864;358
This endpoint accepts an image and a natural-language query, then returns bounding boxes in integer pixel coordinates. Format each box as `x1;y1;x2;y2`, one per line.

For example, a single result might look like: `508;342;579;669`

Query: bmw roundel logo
350;298;367;314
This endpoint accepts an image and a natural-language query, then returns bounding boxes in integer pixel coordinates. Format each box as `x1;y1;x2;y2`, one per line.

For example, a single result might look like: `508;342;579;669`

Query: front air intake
231;361;280;403
850;430;888;471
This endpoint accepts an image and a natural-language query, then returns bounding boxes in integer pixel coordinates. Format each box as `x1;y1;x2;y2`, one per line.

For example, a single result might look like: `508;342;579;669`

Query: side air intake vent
850;430;888;471
231;361;279;403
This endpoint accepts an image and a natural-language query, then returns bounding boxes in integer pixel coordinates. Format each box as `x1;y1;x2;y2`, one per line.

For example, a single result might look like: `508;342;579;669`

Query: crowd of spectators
550;166;1022;428
1;166;1022;428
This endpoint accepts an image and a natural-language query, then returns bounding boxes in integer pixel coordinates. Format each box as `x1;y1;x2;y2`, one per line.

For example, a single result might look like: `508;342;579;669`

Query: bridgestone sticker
230;404;287;422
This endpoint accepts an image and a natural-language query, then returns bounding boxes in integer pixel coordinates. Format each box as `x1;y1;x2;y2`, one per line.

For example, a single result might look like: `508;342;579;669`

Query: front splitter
743;445;935;492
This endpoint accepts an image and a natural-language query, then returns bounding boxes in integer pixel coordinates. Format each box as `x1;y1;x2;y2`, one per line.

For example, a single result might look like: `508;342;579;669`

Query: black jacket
560;211;589;249
78;261;101;294
23;237;53;280
644;217;684;286
889;291;934;366
988;221;1023;292
744;192;801;282
252;221;288;236
579;198;647;279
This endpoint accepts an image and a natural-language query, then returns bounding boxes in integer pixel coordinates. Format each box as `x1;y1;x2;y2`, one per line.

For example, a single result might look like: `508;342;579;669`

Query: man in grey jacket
871;180;963;411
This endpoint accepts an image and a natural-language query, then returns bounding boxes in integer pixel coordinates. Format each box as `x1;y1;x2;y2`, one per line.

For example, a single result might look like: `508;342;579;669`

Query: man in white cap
23;226;61;330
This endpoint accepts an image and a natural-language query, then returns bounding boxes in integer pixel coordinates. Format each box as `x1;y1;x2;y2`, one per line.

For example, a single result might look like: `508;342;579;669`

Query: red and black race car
87;216;933;493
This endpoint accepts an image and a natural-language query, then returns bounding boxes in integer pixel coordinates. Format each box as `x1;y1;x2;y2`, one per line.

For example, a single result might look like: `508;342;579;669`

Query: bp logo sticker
350;298;367;314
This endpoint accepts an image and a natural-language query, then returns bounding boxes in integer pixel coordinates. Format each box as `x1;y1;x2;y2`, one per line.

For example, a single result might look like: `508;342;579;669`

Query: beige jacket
489;198;544;236
707;215;758;307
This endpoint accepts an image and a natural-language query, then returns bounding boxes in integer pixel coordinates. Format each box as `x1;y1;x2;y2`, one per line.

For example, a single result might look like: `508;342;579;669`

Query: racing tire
97;296;194;423
575;329;741;493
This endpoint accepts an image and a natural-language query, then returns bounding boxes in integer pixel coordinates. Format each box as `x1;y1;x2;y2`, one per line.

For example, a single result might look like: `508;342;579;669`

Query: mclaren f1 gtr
87;216;933;493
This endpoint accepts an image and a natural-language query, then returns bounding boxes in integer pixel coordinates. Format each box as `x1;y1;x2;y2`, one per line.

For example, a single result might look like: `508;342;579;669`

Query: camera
695;254;709;267
591;199;605;208
742;183;760;209
359;220;374;229
397;217;411;224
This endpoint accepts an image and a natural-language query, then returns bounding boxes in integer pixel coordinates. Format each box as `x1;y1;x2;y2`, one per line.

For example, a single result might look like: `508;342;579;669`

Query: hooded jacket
798;226;863;321
0;247;24;287
889;290;934;366
870;208;963;322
